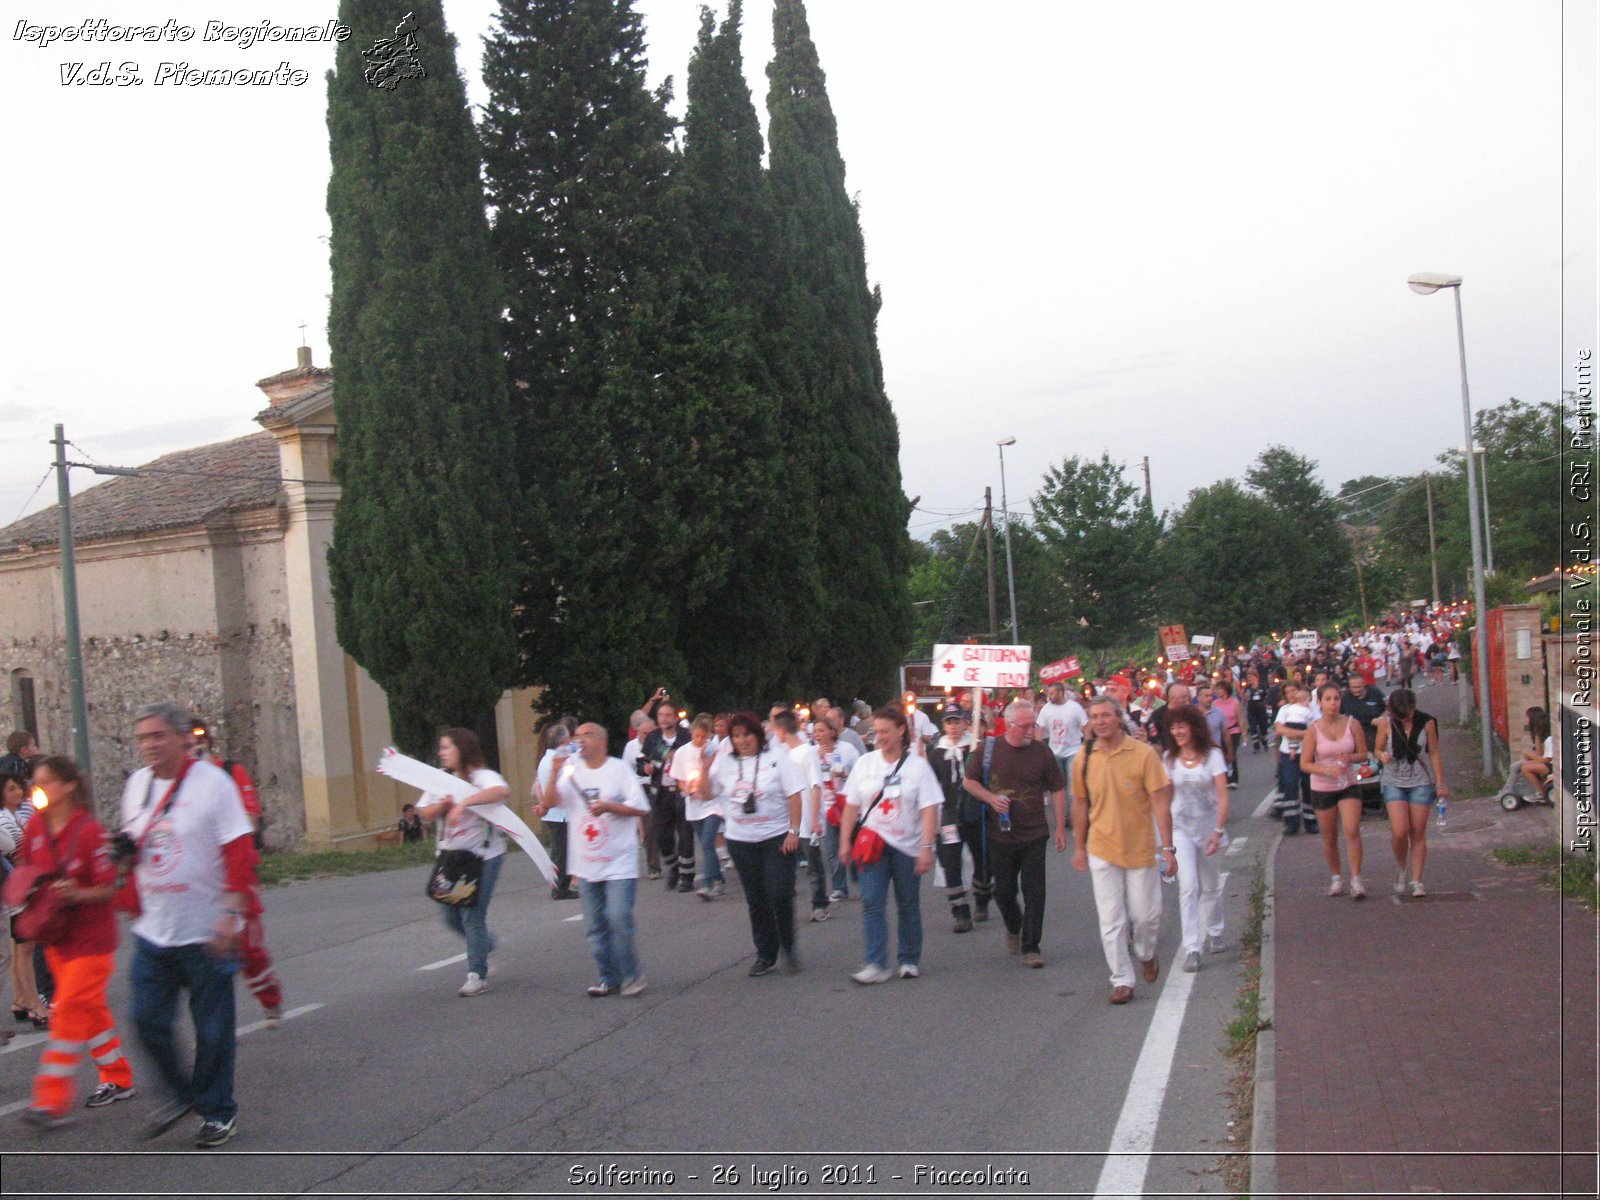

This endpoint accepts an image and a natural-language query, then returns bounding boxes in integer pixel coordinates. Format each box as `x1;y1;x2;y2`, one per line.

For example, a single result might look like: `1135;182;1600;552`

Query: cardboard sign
1039;656;1081;684
1289;629;1319;652
1160;624;1189;661
1191;634;1215;648
930;643;1033;689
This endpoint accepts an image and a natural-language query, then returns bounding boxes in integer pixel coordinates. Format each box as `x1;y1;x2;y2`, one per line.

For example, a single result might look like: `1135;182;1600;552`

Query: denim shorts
1381;782;1435;806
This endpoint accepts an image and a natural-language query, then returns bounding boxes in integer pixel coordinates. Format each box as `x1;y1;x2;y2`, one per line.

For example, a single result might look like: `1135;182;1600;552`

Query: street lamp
1408;272;1493;774
997;437;1020;643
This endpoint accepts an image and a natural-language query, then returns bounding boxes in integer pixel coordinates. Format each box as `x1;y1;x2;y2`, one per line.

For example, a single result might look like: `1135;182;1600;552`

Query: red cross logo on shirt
582;822;603;843
879;799;896;819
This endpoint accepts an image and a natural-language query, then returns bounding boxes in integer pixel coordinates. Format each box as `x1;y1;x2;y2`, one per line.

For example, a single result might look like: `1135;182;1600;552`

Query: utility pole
52;425;92;775
1424;472;1441;606
983;487;998;639
1141;455;1152;506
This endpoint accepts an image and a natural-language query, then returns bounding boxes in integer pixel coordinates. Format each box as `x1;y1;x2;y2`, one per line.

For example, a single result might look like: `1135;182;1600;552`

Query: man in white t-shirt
121;701;256;1149
537;722;651;997
1038;683;1088;792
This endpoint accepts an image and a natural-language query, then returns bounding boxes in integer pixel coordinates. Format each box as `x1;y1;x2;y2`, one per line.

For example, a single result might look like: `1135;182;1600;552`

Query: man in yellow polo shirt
1072;697;1177;1004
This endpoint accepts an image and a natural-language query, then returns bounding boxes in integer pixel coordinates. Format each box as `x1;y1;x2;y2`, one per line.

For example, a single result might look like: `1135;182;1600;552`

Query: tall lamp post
997;437;1020;642
1408;272;1493;774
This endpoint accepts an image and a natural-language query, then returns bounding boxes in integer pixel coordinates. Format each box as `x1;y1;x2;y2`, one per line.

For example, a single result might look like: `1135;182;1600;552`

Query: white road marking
0;1032;47;1058
1225;836;1249;855
238;1002;324;1036
1252;790;1280;818
563;913;584;922
417;953;468;972
0;1098;33;1117
1092;950;1200;1198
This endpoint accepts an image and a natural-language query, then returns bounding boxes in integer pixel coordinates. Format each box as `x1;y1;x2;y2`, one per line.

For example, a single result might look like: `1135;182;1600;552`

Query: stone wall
0;622;303;847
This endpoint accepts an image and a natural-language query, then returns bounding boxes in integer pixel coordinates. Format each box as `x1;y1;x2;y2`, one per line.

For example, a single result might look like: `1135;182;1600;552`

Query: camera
741;794;758;815
108;831;139;866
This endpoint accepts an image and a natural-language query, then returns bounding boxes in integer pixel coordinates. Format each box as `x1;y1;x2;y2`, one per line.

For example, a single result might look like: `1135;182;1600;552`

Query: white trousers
1088;853;1162;987
1172;830;1224;954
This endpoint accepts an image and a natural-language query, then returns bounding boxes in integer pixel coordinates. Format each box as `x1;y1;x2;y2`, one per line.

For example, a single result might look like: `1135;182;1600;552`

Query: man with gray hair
962;699;1067;968
1072;696;1176;1004
120;701;257;1147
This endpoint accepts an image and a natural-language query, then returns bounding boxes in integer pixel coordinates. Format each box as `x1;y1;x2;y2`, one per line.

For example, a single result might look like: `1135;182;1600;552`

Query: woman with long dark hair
701;713;805;976
1161;707;1229;972
1374;688;1446;897
1302;683;1369;898
416;728;510;997
1520;707;1553;795
17;757;135;1125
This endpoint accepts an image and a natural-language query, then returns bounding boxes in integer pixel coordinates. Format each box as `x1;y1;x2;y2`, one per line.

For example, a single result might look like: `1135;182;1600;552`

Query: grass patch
258;840;434;887
1491;845;1600;911
1220;857;1269;1196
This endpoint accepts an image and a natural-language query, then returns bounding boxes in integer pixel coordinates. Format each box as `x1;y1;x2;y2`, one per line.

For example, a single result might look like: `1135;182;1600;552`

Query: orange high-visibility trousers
33;949;132;1115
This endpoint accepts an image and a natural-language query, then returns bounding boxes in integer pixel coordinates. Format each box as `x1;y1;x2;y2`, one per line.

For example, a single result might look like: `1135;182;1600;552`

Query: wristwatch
1161;844;1176;852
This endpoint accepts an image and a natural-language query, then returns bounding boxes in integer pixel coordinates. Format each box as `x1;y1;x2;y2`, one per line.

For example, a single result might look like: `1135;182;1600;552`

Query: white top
844;750;942;858
536;749;574;821
1274;702;1314;755
1165;748;1227;841
708;750;804;843
551;757;650;882
1038;699;1087;756
910;708;938;746
424;768;509;858
670;741;720;822
787;740;824;834
120;760;255;948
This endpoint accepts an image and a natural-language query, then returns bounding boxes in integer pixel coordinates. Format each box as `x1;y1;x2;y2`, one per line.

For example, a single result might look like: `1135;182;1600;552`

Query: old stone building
0;350;542;848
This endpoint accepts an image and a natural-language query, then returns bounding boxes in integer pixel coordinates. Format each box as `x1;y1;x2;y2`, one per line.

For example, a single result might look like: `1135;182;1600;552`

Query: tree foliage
325;0;519;754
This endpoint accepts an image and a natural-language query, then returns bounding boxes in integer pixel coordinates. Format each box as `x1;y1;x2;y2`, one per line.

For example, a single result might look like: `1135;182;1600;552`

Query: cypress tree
325;0;520;754
767;0;912;701
480;0;695;722
676;0;822;707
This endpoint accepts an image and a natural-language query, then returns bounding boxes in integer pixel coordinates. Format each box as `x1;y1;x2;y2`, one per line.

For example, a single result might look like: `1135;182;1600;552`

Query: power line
5;467;54;528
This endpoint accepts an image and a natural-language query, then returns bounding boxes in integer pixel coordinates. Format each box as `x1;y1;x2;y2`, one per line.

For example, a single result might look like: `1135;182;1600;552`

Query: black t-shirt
1342;691;1387;745
964;738;1064;844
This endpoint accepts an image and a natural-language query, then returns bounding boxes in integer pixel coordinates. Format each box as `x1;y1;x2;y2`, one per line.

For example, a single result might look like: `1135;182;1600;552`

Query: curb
1249;829;1282;1200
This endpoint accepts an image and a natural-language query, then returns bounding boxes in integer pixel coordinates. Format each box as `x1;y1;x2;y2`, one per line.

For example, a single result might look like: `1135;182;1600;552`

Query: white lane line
1092;949;1200;1197
417;953;468;972
0;1098;32;1117
1251;790;1280;819
1225;837;1249;856
238;1002;324;1036
0;1032;47;1057
563;913;584;923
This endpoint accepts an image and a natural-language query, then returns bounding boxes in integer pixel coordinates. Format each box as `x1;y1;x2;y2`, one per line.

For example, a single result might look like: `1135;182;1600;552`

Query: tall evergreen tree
674;0;821;707
1244;446;1353;625
481;0;697;722
325;0;520;754
767;0;912;701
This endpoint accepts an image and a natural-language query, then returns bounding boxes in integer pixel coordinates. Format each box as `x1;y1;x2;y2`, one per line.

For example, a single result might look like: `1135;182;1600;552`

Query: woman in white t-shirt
701;712;805;976
534;723;579;900
1519;707;1554;796
1162;707;1230;973
671;715;725;898
837;707;943;984
813;715;860;902
417;728;510;998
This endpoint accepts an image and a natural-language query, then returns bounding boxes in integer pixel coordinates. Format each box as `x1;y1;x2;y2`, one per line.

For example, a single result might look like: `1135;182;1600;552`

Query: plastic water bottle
997;806;1012;833
1435;795;1448;828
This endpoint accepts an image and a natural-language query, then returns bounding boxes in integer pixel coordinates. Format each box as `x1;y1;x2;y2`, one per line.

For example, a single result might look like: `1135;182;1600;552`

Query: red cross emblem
941;658;956;672
879;799;896;818
582;822;603;843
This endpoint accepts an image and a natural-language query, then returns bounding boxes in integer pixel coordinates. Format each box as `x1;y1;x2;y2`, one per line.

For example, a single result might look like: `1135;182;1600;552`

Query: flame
31;786;48;811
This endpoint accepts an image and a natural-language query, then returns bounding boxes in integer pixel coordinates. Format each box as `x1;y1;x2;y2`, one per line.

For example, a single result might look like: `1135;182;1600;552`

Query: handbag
2;816;75;946
426;848;483;907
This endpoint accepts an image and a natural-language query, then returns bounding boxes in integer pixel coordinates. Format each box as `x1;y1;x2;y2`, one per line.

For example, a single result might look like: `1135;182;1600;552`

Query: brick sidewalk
1269;744;1597;1196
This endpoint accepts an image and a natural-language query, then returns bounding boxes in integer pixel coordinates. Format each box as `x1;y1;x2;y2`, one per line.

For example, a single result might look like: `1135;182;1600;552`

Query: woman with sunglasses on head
1373;688;1446;897
700;713;805;976
16;757;134;1126
1302;683;1370;898
415;728;510;998
837;707;943;984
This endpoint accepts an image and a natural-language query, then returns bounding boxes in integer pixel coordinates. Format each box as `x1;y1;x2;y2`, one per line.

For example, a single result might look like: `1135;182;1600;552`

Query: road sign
930;643;1033;690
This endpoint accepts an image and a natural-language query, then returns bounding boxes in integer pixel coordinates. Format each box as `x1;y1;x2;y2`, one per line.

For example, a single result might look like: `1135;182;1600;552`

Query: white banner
1190;634;1216;648
1289;630;1319;652
375;748;557;885
930;643;1033;689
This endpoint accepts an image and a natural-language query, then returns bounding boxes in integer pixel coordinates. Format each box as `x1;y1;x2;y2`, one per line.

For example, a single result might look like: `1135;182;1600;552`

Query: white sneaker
827;890;846;903
263;1006;282;1029
851;964;893;985
1410;880;1427;897
1394;869;1408;895
897;963;919;979
809;907;830;922
457;972;486;997
620;976;647;997
1349;875;1366;900
1326;876;1345;897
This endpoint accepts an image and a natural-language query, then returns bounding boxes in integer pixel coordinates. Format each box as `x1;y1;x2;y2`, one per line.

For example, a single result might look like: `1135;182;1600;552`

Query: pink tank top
1309;719;1355;792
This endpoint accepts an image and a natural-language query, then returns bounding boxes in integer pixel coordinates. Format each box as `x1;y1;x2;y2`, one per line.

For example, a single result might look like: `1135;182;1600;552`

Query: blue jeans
691;816;724;887
1277;755;1314;828
130;937;239;1123
823;824;851;896
580;877;640;987
859;846;924;969
440;852;503;976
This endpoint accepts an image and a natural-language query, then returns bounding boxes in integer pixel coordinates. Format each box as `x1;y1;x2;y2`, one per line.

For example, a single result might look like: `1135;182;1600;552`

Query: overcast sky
2;0;1593;541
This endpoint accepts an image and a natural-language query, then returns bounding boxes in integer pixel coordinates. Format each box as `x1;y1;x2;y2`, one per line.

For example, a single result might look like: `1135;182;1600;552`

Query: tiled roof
0;432;283;553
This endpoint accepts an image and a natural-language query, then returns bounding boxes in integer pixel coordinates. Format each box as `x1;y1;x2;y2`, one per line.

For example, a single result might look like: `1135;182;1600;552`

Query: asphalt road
0;743;1280;1199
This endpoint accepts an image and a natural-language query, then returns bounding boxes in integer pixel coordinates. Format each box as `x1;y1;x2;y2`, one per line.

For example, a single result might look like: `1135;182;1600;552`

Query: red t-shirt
18;809;119;958
1353;654;1378;686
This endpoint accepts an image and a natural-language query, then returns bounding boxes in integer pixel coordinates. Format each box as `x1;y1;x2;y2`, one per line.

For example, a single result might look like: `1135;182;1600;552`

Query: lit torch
31;786;48;811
